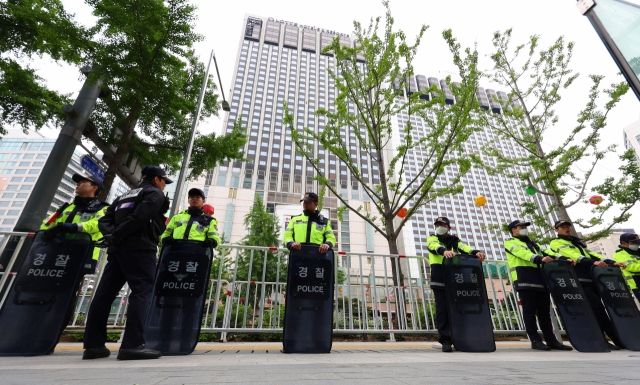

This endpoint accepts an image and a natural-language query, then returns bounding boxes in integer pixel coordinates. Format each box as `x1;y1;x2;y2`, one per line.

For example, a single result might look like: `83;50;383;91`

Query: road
1;342;639;384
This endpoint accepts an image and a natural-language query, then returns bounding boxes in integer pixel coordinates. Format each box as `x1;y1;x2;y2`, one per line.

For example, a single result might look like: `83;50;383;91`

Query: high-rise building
586;229;636;258
392;80;560;262
194;14;559;276
623;119;640;164
0;130;128;231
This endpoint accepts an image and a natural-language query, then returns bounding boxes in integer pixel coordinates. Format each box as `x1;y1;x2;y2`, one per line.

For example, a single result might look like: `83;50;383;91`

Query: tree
2;0;246;200
84;0;245;199
0;0;91;134
483;29;636;240
284;1;483;285
237;195;287;283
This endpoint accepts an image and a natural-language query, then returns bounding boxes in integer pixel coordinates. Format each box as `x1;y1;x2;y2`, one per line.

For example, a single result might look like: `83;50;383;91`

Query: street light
213;52;231;112
169;49;228;216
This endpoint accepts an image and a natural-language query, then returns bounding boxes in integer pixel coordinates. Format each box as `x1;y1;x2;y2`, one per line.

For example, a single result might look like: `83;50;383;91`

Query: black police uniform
83;176;170;353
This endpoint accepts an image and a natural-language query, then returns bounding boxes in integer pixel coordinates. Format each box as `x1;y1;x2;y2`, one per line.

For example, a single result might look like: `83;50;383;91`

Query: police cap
72;173;104;191
554;220;572;229
508;220;531;230
188;188;205;198
434;217;451;226
301;192;319;203
620;233;639;244
142;166;174;184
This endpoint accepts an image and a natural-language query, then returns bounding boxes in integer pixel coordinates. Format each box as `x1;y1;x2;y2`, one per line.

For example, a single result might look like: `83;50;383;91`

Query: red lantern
203;204;214;215
397;208;408;218
589;195;604;205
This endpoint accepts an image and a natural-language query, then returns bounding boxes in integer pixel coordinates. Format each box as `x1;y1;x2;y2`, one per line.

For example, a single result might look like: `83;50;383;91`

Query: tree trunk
98;123;135;201
385;235;404;287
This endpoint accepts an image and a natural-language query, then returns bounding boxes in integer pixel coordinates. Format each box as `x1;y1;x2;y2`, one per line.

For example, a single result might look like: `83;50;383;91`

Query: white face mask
518;229;529;237
630;244;640;251
435;226;448;235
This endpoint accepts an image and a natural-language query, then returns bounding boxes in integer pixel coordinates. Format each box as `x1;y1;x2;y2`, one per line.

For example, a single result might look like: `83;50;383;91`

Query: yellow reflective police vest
613;248;640;290
426;234;475;265
161;209;220;246
284;212;336;248
550;236;607;284
504;237;556;291
426;234;478;289
41;199;109;261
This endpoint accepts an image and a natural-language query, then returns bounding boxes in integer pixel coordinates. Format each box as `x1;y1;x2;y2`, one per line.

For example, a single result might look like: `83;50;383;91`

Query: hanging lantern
339;287;343;293
525;186;536;195
474;195;488;207
203;204;214;215
397;207;408;218
589;195;604;205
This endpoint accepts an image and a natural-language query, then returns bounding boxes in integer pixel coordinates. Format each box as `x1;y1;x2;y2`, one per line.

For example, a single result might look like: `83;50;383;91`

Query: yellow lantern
474;195;487;207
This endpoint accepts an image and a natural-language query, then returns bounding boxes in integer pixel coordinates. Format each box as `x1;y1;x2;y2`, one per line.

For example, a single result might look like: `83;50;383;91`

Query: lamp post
169;50;228;216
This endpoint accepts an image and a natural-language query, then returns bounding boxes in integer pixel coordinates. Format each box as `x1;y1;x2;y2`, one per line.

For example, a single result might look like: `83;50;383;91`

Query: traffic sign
80;155;105;181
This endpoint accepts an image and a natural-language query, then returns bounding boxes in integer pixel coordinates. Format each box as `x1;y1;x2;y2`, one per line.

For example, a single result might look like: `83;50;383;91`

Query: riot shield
0;231;93;356
443;255;495;352
592;266;640;351
282;245;334;353
143;240;213;355
542;261;609;352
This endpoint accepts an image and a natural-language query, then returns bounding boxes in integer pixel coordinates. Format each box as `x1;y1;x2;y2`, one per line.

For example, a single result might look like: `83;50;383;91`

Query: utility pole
14;66;102;232
170;50;218;217
0;67;102;273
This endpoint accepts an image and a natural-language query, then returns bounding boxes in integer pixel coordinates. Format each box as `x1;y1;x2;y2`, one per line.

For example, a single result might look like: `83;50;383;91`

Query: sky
32;0;640;234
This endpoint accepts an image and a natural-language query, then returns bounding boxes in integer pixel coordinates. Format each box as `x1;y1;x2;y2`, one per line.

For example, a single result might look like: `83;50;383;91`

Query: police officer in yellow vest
504;220;573;351
161;188;220;248
550;219;626;349
284;192;336;253
41;173;109;273
613;233;640;299
427;216;485;352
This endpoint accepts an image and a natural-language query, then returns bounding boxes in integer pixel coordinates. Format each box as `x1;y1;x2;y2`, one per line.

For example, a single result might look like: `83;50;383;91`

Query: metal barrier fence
2;235;639;341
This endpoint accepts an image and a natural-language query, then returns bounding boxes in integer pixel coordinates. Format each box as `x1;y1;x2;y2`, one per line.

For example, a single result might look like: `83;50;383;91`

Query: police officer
550;219;626;350
284;192;336;253
613;233;640;299
83;166;171;360
41;173;109;354
41;173;109;273
504;220;572;351
161;188;220;247
427;216;485;352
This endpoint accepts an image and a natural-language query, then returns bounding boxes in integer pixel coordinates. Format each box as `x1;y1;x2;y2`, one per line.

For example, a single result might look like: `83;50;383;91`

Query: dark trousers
84;250;157;349
433;289;450;344
633;289;640;300
517;290;557;343
583;284;623;347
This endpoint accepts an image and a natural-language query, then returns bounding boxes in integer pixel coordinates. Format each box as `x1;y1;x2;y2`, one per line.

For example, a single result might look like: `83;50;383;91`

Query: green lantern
525;186;536;195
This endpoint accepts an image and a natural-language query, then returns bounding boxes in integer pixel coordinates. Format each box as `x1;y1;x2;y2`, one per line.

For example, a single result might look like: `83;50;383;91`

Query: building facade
0;130;128;232
586;228;636;259
623;119;640;164
194;14;560;278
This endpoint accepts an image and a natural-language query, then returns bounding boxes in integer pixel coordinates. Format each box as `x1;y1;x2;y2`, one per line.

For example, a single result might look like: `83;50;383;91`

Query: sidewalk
53;340;535;351
2;341;639;384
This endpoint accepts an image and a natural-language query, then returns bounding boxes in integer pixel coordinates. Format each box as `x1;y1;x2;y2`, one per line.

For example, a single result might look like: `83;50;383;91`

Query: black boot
531;340;550;351
441;341;453;353
83;346;111;360
547;340;573;351
607;342;621;351
117;344;161;360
